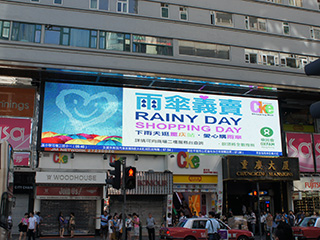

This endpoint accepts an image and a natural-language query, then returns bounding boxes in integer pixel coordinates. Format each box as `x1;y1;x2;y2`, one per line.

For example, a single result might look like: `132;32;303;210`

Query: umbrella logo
56;89;119;129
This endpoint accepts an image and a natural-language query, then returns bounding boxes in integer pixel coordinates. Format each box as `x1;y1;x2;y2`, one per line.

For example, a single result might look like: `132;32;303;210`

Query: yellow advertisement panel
173;175;218;184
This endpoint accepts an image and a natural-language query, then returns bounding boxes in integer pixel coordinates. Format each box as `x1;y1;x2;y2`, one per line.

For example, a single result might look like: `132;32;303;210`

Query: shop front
166;152;223;218
108;171;172;236
223;156;300;215
293;176;320;214
35;152;109;235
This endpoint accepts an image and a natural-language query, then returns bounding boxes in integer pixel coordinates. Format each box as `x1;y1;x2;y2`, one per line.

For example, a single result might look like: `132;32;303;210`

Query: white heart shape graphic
56;89;119;129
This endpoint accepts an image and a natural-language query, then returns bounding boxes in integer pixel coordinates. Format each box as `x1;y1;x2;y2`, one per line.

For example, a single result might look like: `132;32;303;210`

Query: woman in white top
108;216;114;240
166;213;172;227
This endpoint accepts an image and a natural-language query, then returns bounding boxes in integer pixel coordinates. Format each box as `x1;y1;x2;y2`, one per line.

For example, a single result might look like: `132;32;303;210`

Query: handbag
18;222;23;231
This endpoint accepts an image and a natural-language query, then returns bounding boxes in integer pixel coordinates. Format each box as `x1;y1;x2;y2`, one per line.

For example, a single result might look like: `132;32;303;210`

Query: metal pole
257;182;262;240
122;158;127;240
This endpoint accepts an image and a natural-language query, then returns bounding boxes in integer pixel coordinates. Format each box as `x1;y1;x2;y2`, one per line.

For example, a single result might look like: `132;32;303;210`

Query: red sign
0;86;35;118
286;132;314;172
36;186;101;197
314;134;320;172
13;152;29;166
0;117;32;150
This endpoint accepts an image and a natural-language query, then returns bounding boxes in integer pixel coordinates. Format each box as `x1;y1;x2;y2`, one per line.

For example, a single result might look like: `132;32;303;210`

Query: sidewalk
11;234;267;240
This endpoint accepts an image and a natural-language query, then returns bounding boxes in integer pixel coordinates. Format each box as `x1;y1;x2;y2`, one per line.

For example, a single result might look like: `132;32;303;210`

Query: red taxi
160;218;254;240
293;217;320;240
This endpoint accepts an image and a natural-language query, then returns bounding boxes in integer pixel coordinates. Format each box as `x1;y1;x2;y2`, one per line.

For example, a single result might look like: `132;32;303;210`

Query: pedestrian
192;211;198;218
260;212;266;235
266;212;273;234
108;215;114;240
58;212;65;238
7;213;13;240
205;211;220;240
27;212;37;240
117;214;123;240
166;213;172;227
273;221;293;240
248;210;256;235
126;214;133;240
288;211;295;227
69;212;75;238
179;212;186;222
132;213;140;240
34;212;40;238
19;213;29;240
146;213;156;240
95;211;109;240
37;212;43;237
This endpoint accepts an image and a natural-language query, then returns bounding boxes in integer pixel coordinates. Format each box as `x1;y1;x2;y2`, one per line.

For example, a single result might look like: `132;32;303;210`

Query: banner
286;132;314;172
0;117;32;150
40;82;282;156
0;86;35;117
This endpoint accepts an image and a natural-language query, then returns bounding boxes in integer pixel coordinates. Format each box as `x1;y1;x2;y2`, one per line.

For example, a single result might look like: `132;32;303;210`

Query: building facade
0;0;320;235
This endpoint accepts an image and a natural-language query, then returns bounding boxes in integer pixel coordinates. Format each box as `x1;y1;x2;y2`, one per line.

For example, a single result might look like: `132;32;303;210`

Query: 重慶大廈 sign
223;156;300;181
40;82;282;156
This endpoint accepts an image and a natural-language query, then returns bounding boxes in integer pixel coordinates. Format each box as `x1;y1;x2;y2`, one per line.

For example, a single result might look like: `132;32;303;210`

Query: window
54;0;62;4
117;0;128;12
161;3;169;18
179;7;188;21
245;16;267;32
211;11;233;27
99;31;130;51
318;0;320;9
266;0;283;3
11;22;41;43
283;22;290;35
311;27;320;40
90;0;109;10
179;40;230;60
44;25;97;48
192;220;206;229
117;0;137;13
30;0;39;2
245;49;279;65
0;20;10;40
132;35;173;56
288;0;303;7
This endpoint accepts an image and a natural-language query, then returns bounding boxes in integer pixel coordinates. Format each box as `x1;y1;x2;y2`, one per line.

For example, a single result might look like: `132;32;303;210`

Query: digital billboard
40;82;282;156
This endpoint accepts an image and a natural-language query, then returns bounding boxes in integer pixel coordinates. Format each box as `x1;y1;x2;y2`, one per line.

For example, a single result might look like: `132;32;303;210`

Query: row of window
26;0;320;41
30;0;307;9
0;20;317;69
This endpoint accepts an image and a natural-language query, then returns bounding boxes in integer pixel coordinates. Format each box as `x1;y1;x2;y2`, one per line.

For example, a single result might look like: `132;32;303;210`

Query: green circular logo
260;127;273;137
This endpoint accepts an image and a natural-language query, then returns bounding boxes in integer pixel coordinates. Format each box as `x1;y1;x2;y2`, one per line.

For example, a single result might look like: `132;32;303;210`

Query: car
293;217;320;240
159;217;254;240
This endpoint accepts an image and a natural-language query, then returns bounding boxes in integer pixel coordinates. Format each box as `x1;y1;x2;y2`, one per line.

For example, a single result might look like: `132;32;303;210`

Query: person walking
166;213;172;227
69;212;75;238
205;211;220;240
27;212;37;240
19;213;29;240
58;212;65;238
146;213;156;240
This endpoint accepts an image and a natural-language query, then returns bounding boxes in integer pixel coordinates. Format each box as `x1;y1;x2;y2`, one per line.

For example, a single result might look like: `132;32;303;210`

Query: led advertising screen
40;82;282;156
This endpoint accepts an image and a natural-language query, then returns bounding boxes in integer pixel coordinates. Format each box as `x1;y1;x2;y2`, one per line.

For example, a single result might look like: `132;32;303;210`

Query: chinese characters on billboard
40;82;282;156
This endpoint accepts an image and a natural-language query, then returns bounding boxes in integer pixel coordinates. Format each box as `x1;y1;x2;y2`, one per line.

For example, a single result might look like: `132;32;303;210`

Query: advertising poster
286;132;314;172
0;117;32;150
41;82;282;156
314;133;320;172
0;86;35;117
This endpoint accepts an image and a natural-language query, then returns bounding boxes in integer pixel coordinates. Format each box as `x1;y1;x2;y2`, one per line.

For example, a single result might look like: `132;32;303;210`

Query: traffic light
125;166;136;190
265;201;270;212
106;160;121;190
